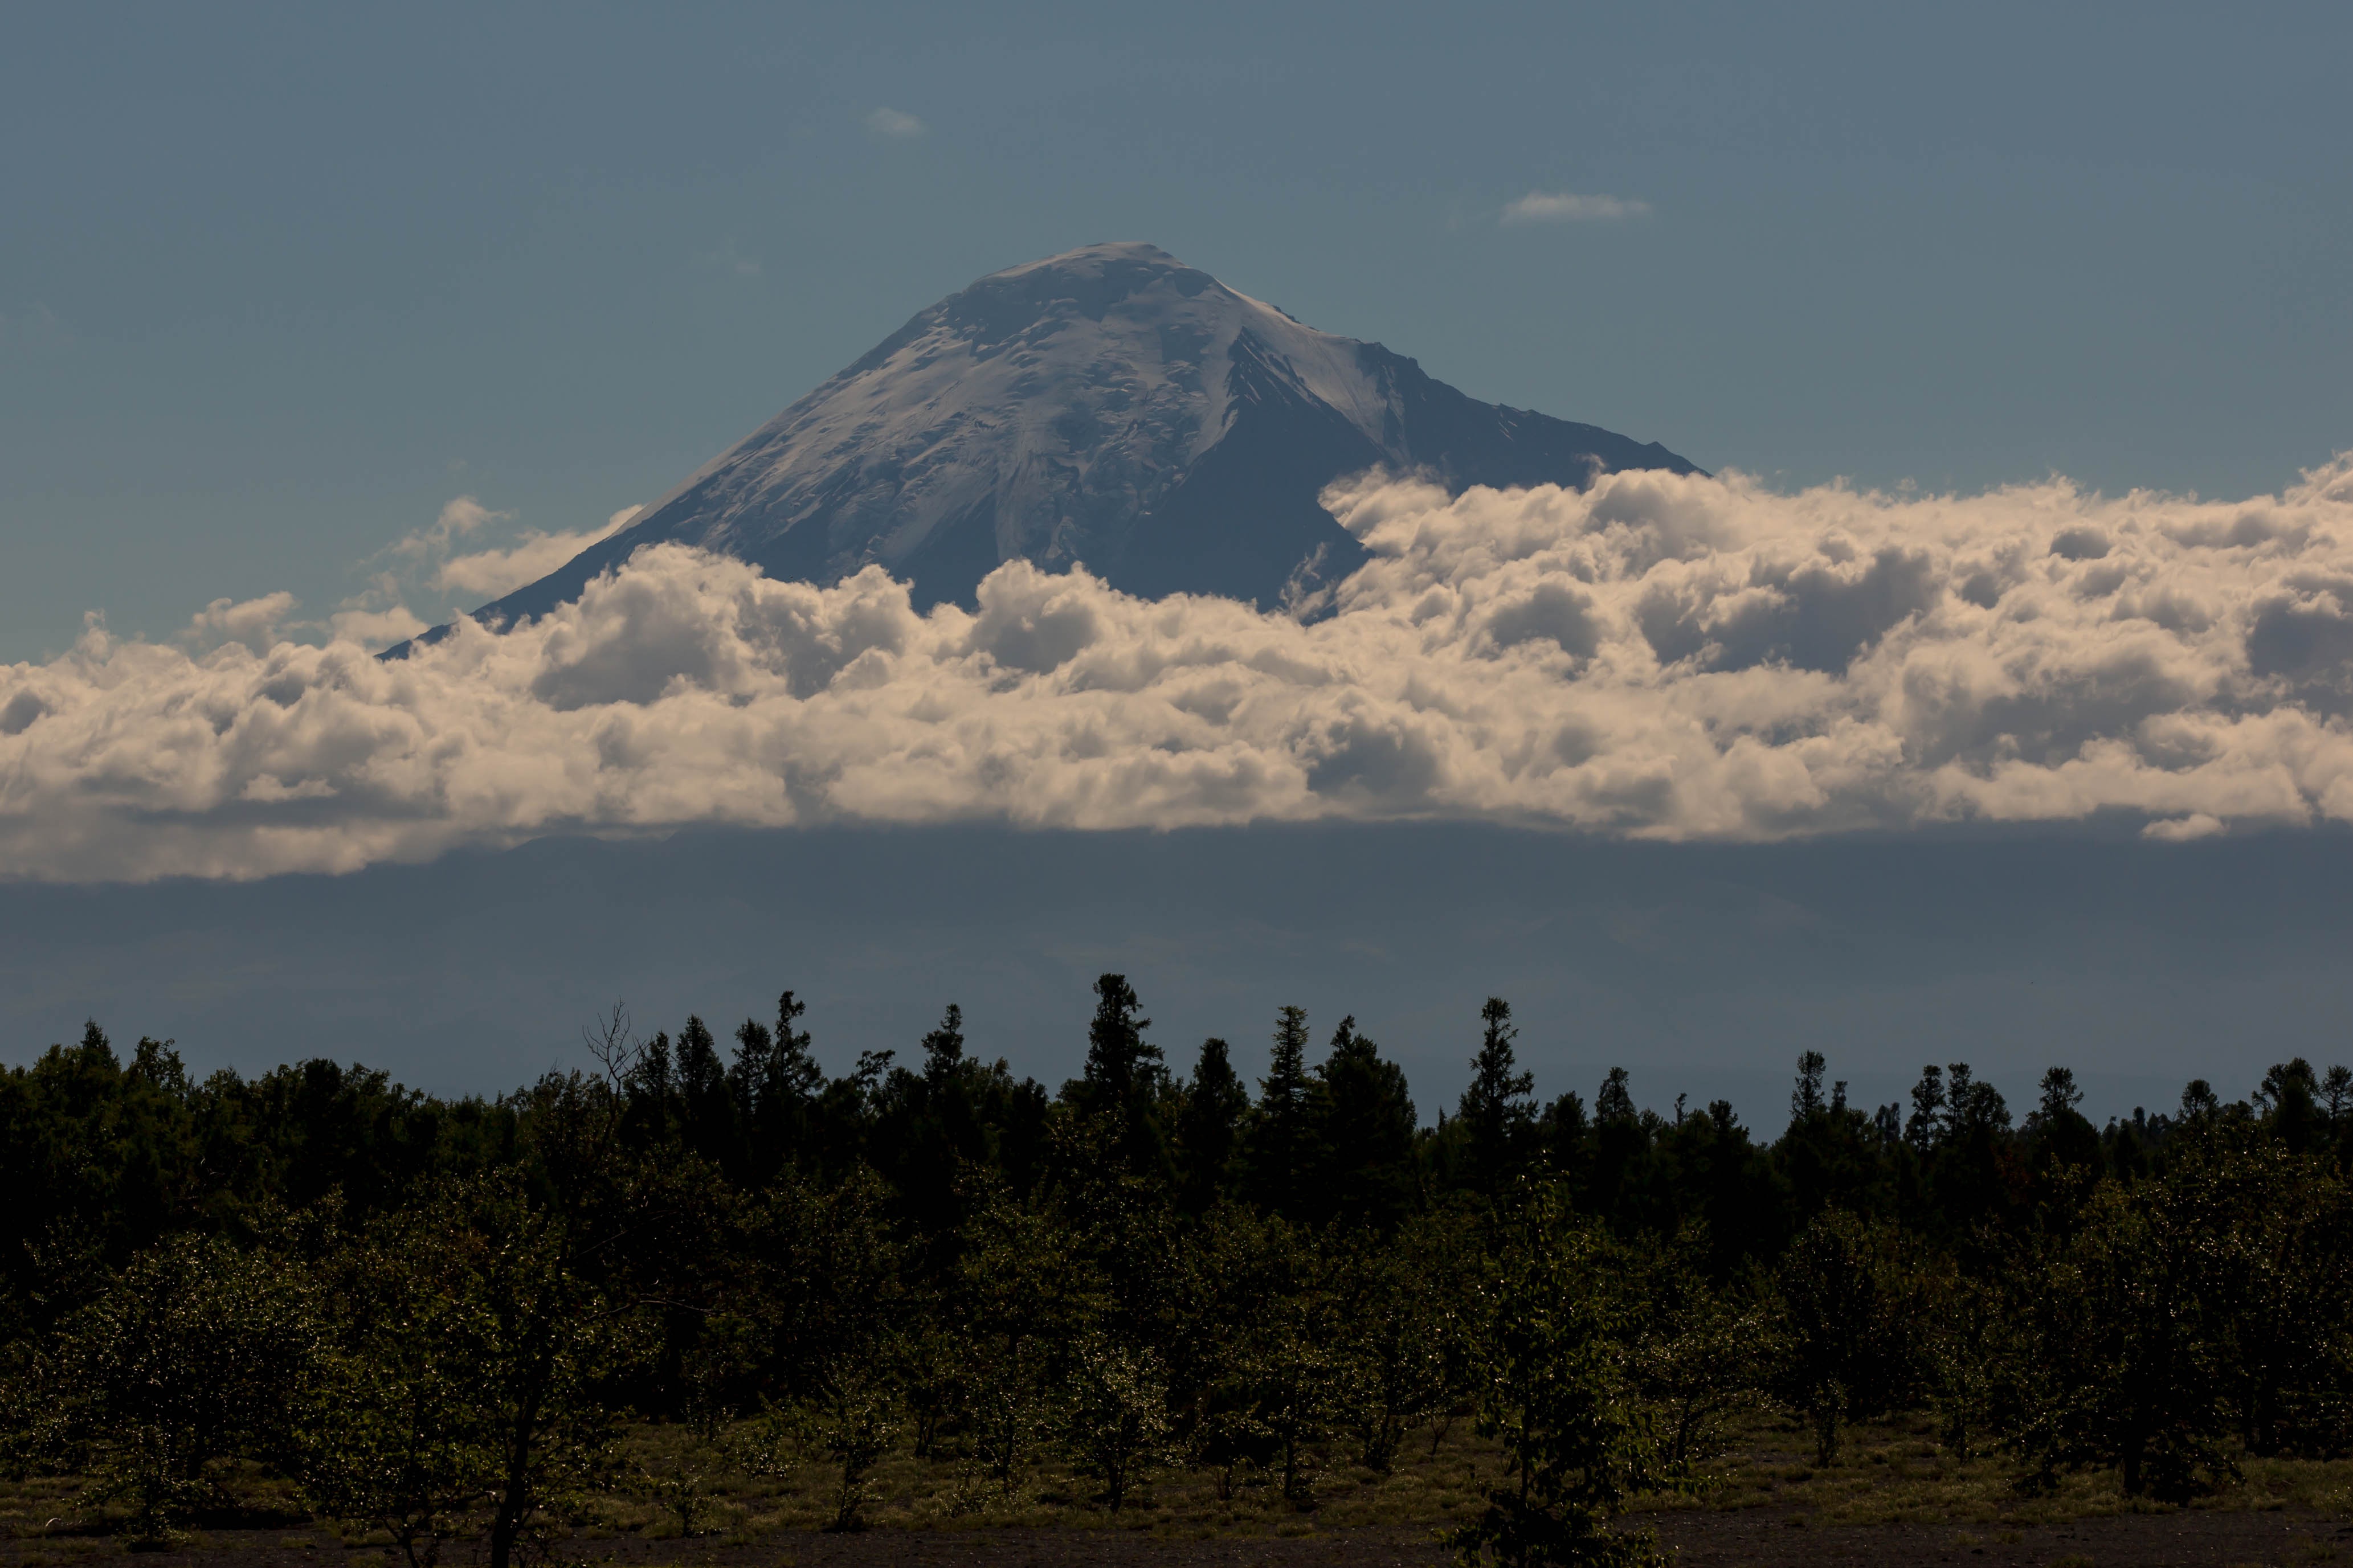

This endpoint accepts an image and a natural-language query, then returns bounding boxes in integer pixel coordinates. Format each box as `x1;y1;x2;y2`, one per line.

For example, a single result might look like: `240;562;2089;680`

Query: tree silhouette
1459;997;1535;1199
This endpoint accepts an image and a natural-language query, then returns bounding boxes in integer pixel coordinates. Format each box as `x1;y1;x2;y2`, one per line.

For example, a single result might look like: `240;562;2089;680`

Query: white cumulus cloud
392;495;512;562
1502;191;1652;224
866;107;926;140
434;506;643;599
180;591;300;653
3;457;2352;882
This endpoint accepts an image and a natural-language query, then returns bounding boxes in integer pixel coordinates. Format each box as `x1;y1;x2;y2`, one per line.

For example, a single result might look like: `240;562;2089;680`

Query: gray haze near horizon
2;824;2342;1133
3;2;2350;661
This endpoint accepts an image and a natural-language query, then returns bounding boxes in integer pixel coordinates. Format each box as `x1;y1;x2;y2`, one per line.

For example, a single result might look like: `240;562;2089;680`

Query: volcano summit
434;243;1700;636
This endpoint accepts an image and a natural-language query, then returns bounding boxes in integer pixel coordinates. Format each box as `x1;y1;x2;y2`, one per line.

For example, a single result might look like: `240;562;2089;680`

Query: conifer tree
1459;997;1535;1198
920;1004;965;1080
675;1017;733;1166
1587;1068;1654;1234
620;1031;680;1147
1082;975;1159;1103
1248;1006;1318;1217
2027;1066;2103;1209
1175;1038;1248;1214
1790;1051;1828;1124
753;991;826;1111
1311;1017;1419;1231
2254;1058;2325;1153
1075;975;1165;1173
2039;1066;2083;1119
2322;1065;2352;1122
1542;1089;1593;1197
726;993;827;1182
1904;1065;1947;1151
1594;1068;1636;1127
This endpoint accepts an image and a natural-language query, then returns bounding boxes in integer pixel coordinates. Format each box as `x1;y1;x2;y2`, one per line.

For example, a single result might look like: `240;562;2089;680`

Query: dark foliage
2;1002;2348;1549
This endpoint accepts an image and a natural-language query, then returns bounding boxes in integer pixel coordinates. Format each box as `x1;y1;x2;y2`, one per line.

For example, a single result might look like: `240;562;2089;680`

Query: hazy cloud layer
5;460;2352;882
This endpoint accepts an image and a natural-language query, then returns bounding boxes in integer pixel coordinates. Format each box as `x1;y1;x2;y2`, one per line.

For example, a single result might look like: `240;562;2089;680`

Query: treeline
2;981;2351;1566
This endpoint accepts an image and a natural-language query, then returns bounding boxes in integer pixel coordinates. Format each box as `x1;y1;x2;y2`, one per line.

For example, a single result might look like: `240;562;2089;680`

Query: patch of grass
580;1413;1514;1540
1623;1411;2353;1532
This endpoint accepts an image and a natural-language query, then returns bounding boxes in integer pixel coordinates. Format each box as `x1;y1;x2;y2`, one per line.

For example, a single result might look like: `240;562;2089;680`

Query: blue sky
3;1;2348;662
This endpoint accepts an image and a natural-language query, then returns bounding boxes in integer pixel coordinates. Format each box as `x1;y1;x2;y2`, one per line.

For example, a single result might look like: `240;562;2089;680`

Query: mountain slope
430;243;1701;637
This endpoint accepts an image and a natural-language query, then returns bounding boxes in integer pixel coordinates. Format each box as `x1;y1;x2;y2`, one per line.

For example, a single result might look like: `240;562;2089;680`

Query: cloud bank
5;459;2353;882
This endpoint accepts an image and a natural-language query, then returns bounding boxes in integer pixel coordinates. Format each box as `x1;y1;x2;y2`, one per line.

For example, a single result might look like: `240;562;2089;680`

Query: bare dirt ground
7;1413;2348;1568
6;1511;2353;1568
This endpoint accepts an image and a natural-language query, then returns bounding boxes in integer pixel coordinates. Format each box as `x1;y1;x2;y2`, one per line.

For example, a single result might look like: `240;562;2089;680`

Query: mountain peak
402;246;1700;648
984;240;1211;290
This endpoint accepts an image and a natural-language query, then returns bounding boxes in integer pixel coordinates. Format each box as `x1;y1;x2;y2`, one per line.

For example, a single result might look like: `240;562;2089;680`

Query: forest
2;978;2350;1568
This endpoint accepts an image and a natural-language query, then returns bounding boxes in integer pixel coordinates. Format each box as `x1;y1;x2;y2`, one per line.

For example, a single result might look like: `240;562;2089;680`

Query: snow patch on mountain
636;240;1420;572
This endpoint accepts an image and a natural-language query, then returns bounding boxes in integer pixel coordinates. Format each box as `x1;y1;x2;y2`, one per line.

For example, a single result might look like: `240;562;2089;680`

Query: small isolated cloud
2143;813;2227;842
866;106;926;140
180;591;299;653
390;496;513;563
435;505;643;599
1502;191;1652;224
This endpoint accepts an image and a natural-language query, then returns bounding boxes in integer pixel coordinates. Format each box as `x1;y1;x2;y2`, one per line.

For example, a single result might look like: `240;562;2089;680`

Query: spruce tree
1790;1050;1828;1124
1083;974;1159;1102
921;1004;966;1080
1080;973;1165;1172
1595;1067;1636;1125
769;990;825;1102
675;1017;733;1166
728;992;825;1182
1175;1038;1248;1213
1247;1006;1317;1218
2254;1058;2325;1152
2027;1065;2102;1214
1904;1065;1946;1150
1311;1017;1419;1230
1590;1067;1650;1233
2322;1065;2351;1121
2040;1066;2084;1119
1458;997;1535;1198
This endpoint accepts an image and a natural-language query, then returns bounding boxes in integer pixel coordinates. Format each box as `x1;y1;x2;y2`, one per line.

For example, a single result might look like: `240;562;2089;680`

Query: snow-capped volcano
448;242;1700;629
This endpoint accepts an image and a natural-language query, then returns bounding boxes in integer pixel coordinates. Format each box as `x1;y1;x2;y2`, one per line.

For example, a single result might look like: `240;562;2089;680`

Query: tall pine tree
1247;1006;1318;1218
1175;1038;1249;1214
1458;996;1535;1199
1310;1016;1419;1230
1080;973;1166;1171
